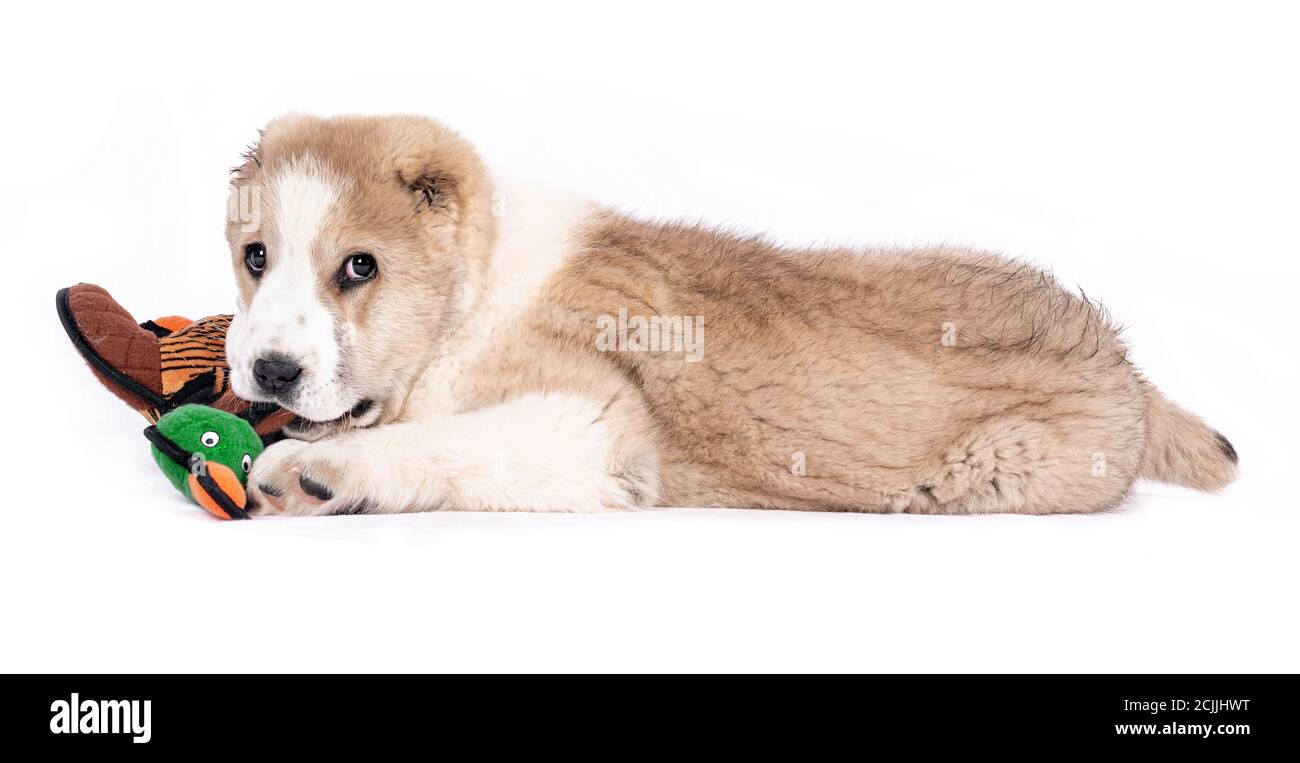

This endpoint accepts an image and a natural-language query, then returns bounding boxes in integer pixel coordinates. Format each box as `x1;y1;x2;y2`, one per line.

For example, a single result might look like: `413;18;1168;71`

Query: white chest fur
403;175;594;420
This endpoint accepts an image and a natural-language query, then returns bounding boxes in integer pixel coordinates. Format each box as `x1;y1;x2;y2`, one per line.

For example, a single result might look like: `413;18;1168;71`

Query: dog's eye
245;242;267;276
341;253;377;285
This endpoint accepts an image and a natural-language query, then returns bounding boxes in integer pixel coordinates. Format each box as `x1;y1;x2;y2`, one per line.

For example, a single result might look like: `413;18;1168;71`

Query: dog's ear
391;119;488;227
398;166;461;221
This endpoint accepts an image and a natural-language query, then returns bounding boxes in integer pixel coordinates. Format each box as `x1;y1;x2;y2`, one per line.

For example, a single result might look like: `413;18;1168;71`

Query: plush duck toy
145;405;265;519
57;283;295;519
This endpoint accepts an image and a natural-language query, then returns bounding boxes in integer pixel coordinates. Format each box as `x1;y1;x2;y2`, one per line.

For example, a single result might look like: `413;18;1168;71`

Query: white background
1;1;1296;672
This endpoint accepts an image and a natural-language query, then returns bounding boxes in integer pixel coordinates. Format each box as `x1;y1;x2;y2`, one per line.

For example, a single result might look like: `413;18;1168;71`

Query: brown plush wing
59;283;293;435
56;284;165;418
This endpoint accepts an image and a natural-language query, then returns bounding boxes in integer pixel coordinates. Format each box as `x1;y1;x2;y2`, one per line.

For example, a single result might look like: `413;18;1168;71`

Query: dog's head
225;114;494;434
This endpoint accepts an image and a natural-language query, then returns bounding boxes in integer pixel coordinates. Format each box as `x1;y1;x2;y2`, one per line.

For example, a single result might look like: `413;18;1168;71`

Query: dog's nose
253;356;303;395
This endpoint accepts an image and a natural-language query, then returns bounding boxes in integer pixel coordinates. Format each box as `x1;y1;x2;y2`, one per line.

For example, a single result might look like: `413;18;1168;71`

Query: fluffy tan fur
227;114;1236;516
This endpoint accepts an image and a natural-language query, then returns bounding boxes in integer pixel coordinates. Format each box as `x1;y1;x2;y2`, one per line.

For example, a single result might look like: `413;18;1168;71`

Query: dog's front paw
247;437;379;517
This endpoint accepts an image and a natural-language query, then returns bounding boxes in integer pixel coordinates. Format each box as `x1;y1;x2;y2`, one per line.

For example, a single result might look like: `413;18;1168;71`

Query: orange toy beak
187;462;248;520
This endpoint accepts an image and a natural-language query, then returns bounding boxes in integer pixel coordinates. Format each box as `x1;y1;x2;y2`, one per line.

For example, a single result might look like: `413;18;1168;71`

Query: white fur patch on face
228;158;356;421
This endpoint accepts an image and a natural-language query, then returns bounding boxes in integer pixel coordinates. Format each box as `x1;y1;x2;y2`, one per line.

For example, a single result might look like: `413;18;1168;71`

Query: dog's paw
247;437;380;517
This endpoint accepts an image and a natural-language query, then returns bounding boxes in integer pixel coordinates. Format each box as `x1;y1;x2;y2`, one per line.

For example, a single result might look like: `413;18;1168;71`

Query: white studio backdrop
0;1;1296;672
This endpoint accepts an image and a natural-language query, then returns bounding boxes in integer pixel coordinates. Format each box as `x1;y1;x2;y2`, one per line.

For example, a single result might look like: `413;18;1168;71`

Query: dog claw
298;474;334;502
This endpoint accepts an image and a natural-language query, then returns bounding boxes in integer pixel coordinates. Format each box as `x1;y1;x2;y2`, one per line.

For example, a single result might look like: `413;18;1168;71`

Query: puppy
225;114;1237;516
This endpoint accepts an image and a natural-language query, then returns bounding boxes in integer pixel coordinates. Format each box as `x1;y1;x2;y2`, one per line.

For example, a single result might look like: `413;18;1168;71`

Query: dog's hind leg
889;402;1146;515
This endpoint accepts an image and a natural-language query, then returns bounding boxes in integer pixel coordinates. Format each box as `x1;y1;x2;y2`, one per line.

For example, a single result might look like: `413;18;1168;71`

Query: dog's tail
1139;382;1237;491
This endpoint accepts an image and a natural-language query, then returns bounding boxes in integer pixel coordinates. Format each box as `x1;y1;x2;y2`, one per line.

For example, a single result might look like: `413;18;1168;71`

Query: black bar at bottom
0;674;1290;752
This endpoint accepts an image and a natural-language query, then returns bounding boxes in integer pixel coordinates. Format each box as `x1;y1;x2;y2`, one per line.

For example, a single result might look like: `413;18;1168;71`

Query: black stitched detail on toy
195;469;249;520
143;426;190;469
166;371;221;407
56;287;168;411
139;320;174;338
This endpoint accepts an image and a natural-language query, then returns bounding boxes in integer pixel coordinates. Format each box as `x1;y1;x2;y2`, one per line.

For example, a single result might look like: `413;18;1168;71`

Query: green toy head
146;404;264;519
